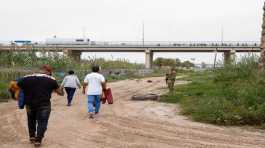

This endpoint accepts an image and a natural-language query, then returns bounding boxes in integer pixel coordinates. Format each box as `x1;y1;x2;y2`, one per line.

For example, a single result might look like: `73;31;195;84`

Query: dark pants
26;105;51;141
64;87;76;105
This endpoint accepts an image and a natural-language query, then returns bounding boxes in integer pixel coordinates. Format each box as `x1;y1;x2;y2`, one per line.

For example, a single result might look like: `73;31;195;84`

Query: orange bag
9;81;20;100
101;88;113;104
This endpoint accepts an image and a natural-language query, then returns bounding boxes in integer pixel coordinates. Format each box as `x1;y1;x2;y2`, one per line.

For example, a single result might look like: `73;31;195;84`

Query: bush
153;57;195;68
0;51;75;70
0;51;151;101
153;58;176;67
161;55;265;126
0;69;31;100
0;82;9;101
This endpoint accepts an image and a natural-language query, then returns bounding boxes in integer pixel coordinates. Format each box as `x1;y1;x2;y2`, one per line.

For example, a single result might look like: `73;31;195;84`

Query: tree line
153;57;195;68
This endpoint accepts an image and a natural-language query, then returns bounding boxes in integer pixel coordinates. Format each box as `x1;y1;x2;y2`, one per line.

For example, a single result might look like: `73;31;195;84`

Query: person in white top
61;70;81;106
83;65;106;118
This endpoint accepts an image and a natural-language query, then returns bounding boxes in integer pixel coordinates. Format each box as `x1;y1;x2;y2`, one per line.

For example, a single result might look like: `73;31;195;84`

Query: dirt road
0;77;265;148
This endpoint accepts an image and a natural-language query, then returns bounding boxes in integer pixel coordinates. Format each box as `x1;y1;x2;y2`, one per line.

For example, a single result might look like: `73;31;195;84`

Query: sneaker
34;142;41;147
29;137;35;143
88;113;94;119
34;141;41;147
34;137;42;147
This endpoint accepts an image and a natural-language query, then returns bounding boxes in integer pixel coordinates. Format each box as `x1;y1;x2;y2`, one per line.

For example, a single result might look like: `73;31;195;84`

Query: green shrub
0;82;9;101
161;55;265;126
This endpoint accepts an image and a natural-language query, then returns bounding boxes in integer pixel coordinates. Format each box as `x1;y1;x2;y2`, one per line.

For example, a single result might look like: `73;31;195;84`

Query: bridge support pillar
63;49;81;61
224;49;236;65
145;49;153;69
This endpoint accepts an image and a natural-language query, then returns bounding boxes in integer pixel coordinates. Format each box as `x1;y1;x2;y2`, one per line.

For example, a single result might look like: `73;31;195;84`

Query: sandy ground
0;77;265;148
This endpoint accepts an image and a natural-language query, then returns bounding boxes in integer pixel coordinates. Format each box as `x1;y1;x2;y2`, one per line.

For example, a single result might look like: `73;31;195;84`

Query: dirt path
0;77;265;148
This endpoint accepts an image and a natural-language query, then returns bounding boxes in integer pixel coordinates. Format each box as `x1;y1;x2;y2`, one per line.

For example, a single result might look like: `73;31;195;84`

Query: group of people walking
61;66;106;119
11;65;106;147
10;64;176;147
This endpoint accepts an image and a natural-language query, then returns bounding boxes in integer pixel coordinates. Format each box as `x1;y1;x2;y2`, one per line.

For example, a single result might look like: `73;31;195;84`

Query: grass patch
0;70;31;101
161;56;265;126
0;82;9;102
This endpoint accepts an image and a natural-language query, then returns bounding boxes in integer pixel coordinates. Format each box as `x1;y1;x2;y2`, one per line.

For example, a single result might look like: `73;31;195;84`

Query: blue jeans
18;90;25;109
87;95;101;113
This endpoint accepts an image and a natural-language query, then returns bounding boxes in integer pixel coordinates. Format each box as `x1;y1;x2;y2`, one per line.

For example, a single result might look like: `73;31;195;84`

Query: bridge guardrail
0;41;261;48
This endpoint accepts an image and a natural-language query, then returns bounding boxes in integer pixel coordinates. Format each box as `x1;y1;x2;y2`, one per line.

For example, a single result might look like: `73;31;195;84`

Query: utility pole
213;48;217;69
214;25;223;69
260;2;265;68
221;25;224;44
82;27;86;40
142;21;145;47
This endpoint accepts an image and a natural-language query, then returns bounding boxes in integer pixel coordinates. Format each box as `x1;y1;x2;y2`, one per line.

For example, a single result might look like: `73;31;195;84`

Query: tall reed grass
0;51;147;100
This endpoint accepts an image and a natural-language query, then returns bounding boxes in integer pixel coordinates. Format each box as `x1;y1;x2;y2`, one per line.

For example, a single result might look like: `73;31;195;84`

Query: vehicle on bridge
45;38;90;45
12;40;32;45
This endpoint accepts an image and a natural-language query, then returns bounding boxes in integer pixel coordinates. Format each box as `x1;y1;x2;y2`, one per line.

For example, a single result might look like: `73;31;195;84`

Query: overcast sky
0;0;263;42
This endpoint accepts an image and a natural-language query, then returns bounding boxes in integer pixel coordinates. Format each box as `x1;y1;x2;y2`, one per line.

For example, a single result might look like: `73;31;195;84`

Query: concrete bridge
0;41;260;68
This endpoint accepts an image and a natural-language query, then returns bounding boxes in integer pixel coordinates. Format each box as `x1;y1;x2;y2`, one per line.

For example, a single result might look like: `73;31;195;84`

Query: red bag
102;88;113;104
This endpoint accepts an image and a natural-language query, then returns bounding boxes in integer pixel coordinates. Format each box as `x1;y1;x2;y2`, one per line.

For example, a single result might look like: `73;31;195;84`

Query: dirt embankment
0;77;264;148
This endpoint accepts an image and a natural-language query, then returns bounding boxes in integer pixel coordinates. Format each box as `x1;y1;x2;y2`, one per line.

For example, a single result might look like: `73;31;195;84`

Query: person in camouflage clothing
165;67;177;92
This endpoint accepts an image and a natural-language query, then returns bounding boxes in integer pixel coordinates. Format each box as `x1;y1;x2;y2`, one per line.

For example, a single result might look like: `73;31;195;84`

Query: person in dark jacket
17;65;63;147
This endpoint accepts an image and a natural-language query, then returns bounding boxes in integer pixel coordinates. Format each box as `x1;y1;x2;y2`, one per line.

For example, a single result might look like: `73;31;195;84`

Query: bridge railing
0;41;260;48
77;41;260;47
